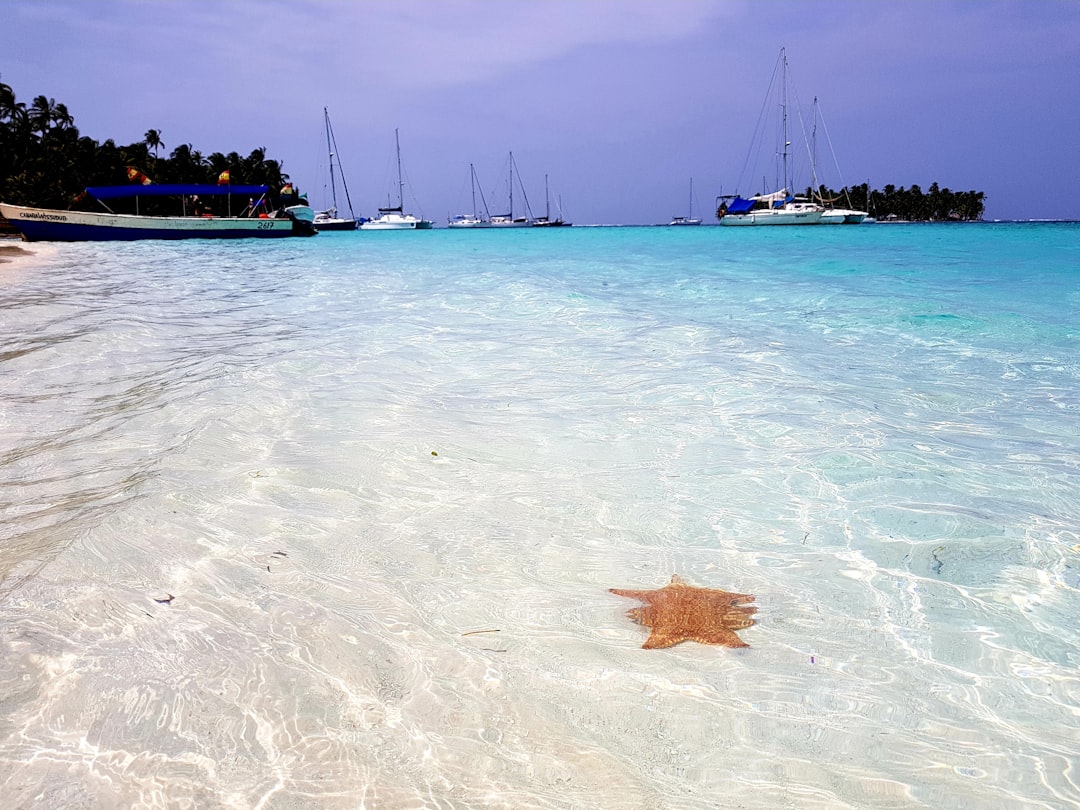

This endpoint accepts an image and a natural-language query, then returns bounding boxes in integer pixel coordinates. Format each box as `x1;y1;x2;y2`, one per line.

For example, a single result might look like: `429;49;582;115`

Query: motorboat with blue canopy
0;183;316;241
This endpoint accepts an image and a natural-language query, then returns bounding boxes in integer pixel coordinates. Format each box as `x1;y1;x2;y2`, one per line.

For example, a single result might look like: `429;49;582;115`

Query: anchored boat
313;107;360;231
0;184;316;241
669;178;702;225
717;47;824;226
360;129;433;230
448;163;492;228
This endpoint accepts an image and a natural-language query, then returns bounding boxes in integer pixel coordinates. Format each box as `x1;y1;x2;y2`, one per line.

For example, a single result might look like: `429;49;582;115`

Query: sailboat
359;129;433;230
313;107;359;231
489;152;533;227
532;174;571;227
718;48;823;226
669;178;702;225
448;163;492;228
810;97;868;225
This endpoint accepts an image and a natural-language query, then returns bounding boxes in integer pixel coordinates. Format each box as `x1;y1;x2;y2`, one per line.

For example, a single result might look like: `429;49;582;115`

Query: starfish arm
724;606;758;628
693;627;750;648
641;630;688;649
609;588;660;604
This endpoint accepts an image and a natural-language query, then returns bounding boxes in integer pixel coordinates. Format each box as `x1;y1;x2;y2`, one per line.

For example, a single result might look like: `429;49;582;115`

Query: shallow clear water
1;224;1078;808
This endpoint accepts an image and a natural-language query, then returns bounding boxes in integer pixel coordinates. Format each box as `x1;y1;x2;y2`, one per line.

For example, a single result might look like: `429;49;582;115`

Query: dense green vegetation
0;83;294;212
803;182;986;222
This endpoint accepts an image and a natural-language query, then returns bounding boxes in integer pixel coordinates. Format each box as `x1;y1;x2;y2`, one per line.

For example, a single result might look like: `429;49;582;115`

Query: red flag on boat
126;167;151;185
280;183;293;196
218;170;231;185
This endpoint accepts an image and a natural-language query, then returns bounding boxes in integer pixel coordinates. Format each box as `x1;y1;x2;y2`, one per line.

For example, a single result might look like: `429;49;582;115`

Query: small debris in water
932;546;945;575
154;594;175;605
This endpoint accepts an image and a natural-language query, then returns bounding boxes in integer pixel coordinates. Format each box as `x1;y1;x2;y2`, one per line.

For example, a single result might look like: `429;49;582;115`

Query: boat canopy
85;184;271;200
726;197;756;214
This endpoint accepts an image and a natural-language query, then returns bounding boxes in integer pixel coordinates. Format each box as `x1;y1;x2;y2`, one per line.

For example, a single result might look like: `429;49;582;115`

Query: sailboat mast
508;151;515;219
781;47;789;193
394;128;404;208
469;163;477;217
324;106;339;212
689;178;694;218
545;174;550;220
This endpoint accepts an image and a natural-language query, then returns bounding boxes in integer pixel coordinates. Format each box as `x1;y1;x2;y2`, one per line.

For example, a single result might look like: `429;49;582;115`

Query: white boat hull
0;202;315;241
359;212;433;230
820;208;868;225
721;208;823;226
447;216;491;228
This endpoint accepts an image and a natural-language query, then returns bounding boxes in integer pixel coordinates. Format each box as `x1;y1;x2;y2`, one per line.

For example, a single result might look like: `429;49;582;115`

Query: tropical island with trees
0;83;295;219
2;81;985;225
791;183;986;222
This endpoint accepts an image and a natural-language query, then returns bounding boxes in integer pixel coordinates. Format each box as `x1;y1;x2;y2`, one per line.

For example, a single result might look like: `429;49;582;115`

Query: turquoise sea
0;223;1078;809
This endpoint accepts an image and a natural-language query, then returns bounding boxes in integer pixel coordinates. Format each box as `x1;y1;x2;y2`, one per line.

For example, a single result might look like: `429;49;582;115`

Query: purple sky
3;0;1078;223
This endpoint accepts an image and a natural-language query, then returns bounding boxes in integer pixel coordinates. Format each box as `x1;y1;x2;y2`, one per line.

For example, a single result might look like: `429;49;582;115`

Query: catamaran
360;129;433;230
810;97;868;225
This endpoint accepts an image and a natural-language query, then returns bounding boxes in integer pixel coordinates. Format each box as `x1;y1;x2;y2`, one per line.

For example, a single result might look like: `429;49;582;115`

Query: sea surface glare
0;223;1078;809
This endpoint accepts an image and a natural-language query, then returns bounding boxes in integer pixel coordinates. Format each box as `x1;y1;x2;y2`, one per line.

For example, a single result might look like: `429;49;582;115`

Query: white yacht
717;48;825;227
362;208;432;230
720;189;823;226
820;208;868;225
360;129;433;230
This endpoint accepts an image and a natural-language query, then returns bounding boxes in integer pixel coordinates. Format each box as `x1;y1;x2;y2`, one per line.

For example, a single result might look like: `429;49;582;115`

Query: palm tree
166;143;207;182
144;129;164;157
0;82;22;123
28;95;59;136
52;102;74;130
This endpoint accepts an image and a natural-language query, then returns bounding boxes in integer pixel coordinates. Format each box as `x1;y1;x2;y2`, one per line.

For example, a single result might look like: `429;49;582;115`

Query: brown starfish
610;575;757;649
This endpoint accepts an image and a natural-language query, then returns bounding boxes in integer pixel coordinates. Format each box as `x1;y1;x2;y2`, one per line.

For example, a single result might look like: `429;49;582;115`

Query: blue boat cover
727;197;756;214
85;184;270;199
